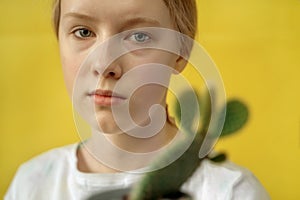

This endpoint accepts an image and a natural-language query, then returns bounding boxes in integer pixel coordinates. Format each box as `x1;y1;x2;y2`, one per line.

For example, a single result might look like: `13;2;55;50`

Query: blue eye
74;28;94;38
129;32;151;43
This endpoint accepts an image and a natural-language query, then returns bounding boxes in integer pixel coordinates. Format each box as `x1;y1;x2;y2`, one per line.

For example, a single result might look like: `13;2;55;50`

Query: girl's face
58;0;185;133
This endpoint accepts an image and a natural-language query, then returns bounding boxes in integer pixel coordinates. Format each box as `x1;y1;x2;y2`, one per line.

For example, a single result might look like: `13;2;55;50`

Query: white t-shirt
5;143;270;200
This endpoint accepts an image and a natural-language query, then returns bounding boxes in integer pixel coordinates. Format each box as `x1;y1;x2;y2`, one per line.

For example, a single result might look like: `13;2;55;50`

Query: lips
89;89;126;106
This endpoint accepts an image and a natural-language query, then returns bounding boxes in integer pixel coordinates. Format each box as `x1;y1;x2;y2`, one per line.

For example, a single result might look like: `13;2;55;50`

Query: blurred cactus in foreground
129;88;249;200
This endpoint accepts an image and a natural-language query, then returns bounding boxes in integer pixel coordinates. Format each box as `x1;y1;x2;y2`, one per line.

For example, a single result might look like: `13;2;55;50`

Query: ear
173;56;187;74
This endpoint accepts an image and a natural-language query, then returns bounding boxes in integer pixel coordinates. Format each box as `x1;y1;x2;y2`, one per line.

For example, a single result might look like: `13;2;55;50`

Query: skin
58;0;186;173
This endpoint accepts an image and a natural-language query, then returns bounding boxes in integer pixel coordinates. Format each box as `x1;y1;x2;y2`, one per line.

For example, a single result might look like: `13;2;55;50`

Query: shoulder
5;143;78;200
17;143;77;174
182;159;270;200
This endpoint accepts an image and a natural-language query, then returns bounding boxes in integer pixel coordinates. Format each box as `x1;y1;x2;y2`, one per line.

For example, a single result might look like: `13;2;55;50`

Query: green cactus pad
220;100;249;137
129;129;204;200
130;89;210;200
174;89;200;132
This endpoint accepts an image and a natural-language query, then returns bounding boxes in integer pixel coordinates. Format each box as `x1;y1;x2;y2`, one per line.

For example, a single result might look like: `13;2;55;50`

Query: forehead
60;0;173;28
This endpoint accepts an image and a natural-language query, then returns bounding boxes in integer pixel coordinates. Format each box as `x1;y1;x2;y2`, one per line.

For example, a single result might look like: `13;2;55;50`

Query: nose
91;37;123;79
93;61;123;79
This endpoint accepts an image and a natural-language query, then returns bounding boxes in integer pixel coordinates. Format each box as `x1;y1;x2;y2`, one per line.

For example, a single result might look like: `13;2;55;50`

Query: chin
95;116;122;134
93;107;153;134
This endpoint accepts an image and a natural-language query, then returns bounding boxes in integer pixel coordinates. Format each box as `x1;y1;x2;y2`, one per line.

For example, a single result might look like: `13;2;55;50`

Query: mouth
88;89;127;106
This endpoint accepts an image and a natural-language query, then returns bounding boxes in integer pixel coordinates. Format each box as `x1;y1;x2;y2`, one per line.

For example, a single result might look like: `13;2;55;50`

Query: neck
77;119;178;173
104;121;177;153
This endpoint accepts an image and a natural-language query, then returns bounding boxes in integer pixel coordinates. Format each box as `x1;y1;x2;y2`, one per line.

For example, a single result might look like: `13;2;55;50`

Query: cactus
129;88;249;200
129;88;208;200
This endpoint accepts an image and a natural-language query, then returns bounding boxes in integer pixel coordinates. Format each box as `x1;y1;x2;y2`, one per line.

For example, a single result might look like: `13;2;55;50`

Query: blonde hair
52;0;197;39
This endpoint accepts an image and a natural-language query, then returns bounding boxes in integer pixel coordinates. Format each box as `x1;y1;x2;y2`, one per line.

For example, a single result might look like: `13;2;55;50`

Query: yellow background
0;0;299;199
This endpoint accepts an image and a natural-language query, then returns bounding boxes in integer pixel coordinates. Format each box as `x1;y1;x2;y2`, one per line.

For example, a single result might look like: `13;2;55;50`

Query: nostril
109;72;115;76
93;70;100;76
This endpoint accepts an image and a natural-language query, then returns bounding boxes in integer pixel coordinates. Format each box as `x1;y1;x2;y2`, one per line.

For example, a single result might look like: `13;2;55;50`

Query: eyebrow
62;12;161;27
121;17;162;28
62;12;99;22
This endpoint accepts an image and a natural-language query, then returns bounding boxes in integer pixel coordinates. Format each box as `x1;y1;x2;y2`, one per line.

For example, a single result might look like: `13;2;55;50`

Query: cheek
130;50;178;69
129;85;167;123
133;85;166;104
159;52;178;68
60;47;86;96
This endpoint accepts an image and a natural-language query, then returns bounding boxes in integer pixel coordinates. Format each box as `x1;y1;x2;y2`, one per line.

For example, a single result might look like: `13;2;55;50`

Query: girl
5;0;269;199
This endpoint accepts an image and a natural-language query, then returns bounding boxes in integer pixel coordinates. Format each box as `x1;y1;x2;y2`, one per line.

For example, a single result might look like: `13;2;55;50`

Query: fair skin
58;0;186;173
